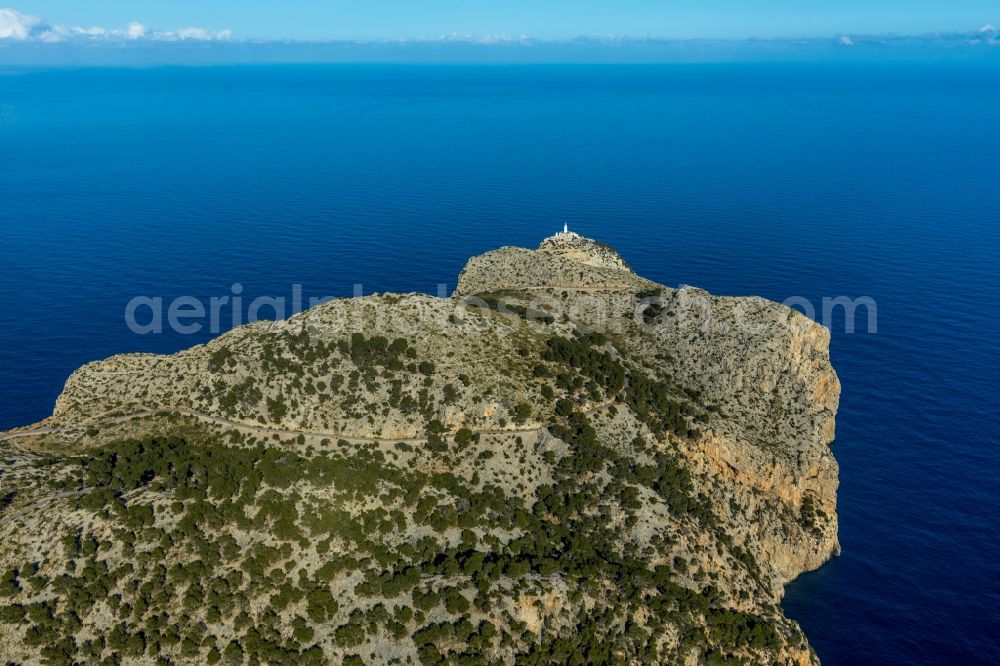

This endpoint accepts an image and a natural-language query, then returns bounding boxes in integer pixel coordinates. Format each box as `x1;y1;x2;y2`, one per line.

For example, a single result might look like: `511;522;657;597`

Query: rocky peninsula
0;231;839;664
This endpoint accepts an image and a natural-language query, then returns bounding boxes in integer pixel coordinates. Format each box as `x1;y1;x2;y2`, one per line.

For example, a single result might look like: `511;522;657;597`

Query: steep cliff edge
456;232;840;584
0;232;839;665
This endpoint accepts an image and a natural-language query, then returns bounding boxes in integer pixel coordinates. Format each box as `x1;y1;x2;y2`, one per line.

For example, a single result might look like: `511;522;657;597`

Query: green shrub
334;622;366;647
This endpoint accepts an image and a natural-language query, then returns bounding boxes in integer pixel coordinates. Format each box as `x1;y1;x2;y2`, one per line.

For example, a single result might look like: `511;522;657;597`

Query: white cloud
142;26;232;42
169;27;232;41
0;8;45;39
74;26;109;37
0;7;231;42
126;22;147;40
838;35;855;46
428;32;534;45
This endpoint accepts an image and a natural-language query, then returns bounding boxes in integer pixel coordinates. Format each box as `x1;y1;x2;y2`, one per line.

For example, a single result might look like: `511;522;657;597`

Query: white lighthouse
556;223;579;239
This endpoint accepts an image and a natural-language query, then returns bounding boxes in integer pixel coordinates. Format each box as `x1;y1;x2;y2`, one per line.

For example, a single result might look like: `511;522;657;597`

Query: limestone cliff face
456;232;841;588
647;289;841;584
0;231;839;665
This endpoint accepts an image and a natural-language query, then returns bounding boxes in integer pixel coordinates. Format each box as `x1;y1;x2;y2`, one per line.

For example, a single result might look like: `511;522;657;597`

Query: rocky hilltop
0;231;839;665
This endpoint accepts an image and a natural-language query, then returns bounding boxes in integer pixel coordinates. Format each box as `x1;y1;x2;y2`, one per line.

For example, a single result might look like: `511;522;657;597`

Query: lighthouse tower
556;223;578;239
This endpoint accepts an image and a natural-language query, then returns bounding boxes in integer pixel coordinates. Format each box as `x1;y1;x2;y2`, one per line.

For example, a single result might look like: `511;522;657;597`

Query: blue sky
6;1;999;41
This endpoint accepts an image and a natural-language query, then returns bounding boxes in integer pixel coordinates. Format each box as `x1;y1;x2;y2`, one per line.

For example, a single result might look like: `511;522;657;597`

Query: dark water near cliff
1;64;998;663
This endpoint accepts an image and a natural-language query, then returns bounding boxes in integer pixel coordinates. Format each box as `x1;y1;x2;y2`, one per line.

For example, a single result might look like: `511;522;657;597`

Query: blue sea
1;64;998;664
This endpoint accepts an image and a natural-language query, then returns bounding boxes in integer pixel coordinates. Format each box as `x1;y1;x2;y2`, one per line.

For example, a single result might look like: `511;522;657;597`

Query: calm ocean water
1;64;998;663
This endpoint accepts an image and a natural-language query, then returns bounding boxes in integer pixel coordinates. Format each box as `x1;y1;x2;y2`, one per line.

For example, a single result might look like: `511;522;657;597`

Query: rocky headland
0;231;839;665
